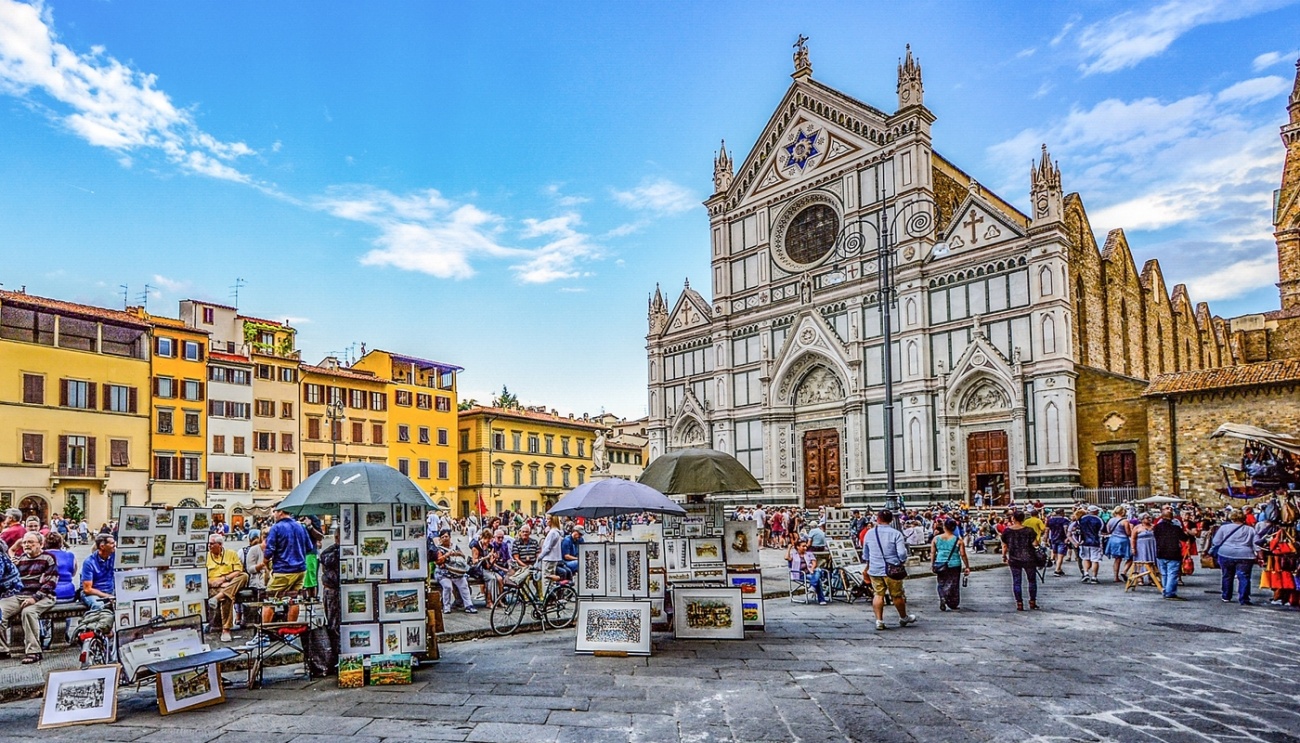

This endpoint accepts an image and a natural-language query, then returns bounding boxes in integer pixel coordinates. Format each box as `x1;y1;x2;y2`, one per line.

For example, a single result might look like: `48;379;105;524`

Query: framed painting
115;568;158;602
153;508;175;532
724;521;759;567
364;558;389;581
338;505;356;545
649;598;666;625
133;599;158;626
407;523;425;540
359;505;390;531
617;543;650;599
156;663;225;715
116;548;146;569
648;570;666;599
398;620;426;653
629;524;664;569
672;587;745;640
119;507;153;538
359;531;391;559
574;600;651;656
390;540;426;580
369;653;413;685
339;558;355;581
38;665;120;729
342;623;381;655
664;538;687;571
341;584;375;622
381;623;403;655
338;655;364;688
728;572;764;628
158;595;182;621
406;505;425;525
577;543;608;598
377;581;425;622
687;537;724;567
187;511;211;541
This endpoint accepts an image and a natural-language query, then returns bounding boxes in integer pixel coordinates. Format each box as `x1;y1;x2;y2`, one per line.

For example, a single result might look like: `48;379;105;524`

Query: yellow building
458;405;601;519
243;315;301;513
133;310;210;508
353;350;460;508
300;358;388;478
0;289;151;527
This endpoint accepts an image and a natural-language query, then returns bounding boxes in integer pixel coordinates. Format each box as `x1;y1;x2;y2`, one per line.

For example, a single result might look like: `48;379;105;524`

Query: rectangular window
155;455;175;480
202;306;214;324
349;389;366;409
529;467;538;487
306;418;321;440
460;430;470;450
730;335;761;367
1024;381;1038;466
62;379;92;409
1009;270;1030;307
182;340;201;361
255;432;276;452
182;380;202;401
306;459;322;476
22;374;44;404
732;370;761;407
439;428;450;446
184;411;200;435
562;468;571;488
561;437;570;456
156;337;175;358
281;401;293;418
304;384;322;404
416;393;432;409
418;460;430;479
528;434;539;454
281;469;294;490
212;435;225;454
257;468;272;490
256;364;273;381
730;253;761;292
545;467;554;487
208;400;251;419
493;431;505;450
865;401;904;474
460;462;470;486
544;435;554;454
398;425;410;443
279;367;297;383
419;427;430;444
370;391;386;411
577;468;585;485
155;377;175;399
103;384;132;413
398;459;410;476
352;421;364;443
111;439;130;467
21;433;42;463
734;419;764;479
437;460;449;480
395;390;412;407
277;433;292;452
180;455;199;481
372;423;383;445
158;409;174;434
255;399;275;417
577;439;585;457
233;436;245;455
435;395;451;412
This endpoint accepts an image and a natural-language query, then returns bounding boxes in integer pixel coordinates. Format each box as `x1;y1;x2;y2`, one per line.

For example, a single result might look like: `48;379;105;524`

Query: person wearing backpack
929;518;970;611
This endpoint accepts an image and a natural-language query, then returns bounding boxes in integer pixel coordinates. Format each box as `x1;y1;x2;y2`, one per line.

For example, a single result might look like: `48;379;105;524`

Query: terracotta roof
209;351;252;364
459;406;605;430
238;315;286;327
301;364;383;383
147;315;211;334
0;289;150;328
1144;359;1300;396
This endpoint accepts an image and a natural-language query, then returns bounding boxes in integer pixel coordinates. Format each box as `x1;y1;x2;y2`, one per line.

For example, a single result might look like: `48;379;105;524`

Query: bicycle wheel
542;585;578;630
490;588;526;636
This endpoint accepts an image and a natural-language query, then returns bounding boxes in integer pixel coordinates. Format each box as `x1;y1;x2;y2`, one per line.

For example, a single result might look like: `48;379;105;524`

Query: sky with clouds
1;0;1298;417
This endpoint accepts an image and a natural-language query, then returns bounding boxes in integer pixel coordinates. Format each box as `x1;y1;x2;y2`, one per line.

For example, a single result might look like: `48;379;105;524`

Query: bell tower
1277;60;1300;312
1030;144;1063;228
897;44;923;109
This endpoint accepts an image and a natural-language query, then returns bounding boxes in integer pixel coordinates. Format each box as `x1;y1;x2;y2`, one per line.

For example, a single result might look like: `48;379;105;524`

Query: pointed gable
937;190;1027;255
663;284;713;335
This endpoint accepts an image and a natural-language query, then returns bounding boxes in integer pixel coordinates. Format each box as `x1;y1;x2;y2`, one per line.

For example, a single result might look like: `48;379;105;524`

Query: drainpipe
1166;396;1179;496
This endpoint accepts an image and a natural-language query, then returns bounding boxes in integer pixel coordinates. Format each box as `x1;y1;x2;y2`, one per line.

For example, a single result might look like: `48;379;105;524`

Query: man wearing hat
1077;505;1105;584
257;504;316;625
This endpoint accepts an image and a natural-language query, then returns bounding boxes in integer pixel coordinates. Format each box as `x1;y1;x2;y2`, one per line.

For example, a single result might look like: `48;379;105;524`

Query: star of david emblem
783;129;820;172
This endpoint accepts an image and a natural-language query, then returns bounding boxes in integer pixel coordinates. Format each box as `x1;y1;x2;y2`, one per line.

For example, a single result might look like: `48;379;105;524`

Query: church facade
645;44;1252;507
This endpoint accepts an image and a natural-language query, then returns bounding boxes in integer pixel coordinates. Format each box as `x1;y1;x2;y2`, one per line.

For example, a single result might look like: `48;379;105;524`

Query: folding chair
788;569;812;604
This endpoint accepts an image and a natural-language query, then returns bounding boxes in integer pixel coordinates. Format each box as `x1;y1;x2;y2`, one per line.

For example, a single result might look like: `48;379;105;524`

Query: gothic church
645;44;1298;507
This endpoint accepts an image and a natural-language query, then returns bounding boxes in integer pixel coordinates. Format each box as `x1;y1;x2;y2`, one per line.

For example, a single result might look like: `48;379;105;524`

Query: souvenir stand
637;448;764;641
274;462;438;688
549;479;685;657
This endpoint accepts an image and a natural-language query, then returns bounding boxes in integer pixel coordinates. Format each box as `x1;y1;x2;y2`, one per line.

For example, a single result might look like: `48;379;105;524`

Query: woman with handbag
1001;510;1041;611
929;519;970;611
1209;510;1261;605
1103;506;1133;583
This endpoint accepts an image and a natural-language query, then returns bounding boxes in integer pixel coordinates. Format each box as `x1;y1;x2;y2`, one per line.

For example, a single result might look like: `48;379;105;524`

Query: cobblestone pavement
6;562;1299;742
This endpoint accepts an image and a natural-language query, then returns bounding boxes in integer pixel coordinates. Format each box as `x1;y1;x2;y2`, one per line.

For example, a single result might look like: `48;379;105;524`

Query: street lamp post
832;159;936;514
325;399;345;466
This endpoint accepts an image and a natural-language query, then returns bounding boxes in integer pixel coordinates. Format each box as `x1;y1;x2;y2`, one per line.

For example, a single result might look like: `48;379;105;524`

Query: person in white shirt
754;506;768;550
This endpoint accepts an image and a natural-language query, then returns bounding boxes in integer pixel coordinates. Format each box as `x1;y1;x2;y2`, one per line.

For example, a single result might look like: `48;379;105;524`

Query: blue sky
1;0;1298;418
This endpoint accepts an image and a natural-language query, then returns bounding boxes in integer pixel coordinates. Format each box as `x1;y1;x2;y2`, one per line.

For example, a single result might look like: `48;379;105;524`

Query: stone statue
593;430;609;472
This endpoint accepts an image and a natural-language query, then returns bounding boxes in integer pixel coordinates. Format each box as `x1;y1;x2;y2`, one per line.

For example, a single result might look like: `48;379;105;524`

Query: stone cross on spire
792;35;811;79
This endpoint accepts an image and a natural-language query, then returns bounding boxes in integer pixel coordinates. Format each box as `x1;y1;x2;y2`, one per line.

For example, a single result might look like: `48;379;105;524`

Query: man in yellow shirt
206;533;248;642
1022;507;1046;544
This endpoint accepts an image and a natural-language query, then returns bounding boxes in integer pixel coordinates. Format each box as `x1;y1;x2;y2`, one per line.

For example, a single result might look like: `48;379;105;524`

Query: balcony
57;465;97;477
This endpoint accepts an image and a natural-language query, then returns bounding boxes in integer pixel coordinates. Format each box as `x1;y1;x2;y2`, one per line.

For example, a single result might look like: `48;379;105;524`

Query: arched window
1041;315;1056;354
1045;403;1061;464
1039;267;1053;296
905;298;918;326
908;417;922;471
1075;278;1088;365
907;341;919;376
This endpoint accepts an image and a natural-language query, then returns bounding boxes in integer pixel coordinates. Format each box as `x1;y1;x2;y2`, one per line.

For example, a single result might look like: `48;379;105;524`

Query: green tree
492;385;520;409
62;494;84;524
458;398;479;411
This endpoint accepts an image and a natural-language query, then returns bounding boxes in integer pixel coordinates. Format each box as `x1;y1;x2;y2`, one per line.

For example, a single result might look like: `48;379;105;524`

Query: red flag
477;492;489;517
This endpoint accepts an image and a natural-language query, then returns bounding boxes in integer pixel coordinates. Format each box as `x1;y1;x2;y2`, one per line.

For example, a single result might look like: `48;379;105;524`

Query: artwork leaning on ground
672;587;745;640
39;666;121;729
574;601;652;656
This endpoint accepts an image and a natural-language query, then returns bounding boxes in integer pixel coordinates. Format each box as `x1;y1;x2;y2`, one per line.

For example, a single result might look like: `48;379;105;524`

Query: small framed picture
115;568;158;602
119;507;152;537
391;527;406;541
340;559;355;581
359;532;391;558
398;620;426;653
338;504;356;545
114;608;134;630
672;587;745;640
687;537;724;567
407;505;425;524
184;601;204;619
359;505;390;531
134;599;158;626
156;663;224;715
116;548;145;569
577;543;607;598
364;558;389;581
38;665;121;728
381;623;403;654
340;545;358;559
341;584;374;623
389;540;426;580
342;623;381;655
377;581;425;622
169;557;191;568
407;524;425;540
618;543;651;599
154;509;174;530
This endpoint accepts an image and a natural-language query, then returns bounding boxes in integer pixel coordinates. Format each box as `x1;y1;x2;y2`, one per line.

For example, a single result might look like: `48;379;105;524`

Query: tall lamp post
325;399;345;466
832;160;936;513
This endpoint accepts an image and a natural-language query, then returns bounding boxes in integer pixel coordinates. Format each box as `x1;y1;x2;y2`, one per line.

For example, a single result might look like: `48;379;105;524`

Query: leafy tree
458;398;479;411
62;494;84;524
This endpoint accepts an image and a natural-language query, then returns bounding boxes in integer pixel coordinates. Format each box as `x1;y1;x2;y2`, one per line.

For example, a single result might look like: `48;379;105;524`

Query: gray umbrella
547;479;686;518
276;462;437;515
637;448;761;497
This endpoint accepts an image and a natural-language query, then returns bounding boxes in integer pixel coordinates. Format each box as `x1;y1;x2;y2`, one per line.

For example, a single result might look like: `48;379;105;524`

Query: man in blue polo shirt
79;534;116;611
258;505;315;624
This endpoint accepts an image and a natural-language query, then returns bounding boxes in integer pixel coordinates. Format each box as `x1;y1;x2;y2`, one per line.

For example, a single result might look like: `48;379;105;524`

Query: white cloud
1253;49;1300;70
319;187;602;283
1075;0;1297;75
1185;255;1279;301
612;177;696;215
543;183;589;207
604;221;647;238
0;0;255;181
151;274;188;293
1015;48;1036;59
989;73;1289;302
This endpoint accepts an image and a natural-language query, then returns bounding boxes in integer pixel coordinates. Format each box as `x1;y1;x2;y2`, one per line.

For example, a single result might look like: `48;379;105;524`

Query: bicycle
74;603;118;669
490;567;578;636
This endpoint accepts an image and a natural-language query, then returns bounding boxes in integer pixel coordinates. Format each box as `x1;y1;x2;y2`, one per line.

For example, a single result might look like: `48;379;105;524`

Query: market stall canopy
1209;423;1300;456
276;462;438;515
1134;495;1185;505
547;479;686;519
637;448;761;496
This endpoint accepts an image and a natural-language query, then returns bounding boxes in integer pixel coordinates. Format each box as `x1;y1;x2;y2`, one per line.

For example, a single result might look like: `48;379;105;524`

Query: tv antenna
230;277;246;309
120;284;129;309
137;284;154;312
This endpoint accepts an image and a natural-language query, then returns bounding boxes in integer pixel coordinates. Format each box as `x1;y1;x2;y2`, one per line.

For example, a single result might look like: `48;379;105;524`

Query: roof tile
1144;358;1300;396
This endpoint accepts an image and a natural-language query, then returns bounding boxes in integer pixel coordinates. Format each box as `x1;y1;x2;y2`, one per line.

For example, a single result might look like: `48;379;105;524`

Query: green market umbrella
276;462;437;515
637;448;761;498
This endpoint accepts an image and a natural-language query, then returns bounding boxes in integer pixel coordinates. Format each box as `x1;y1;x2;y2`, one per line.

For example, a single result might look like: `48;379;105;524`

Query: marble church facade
645;44;1242;507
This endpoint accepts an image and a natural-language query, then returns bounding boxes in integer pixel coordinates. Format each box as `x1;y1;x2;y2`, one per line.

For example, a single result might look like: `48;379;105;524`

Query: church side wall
1074;367;1149;489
